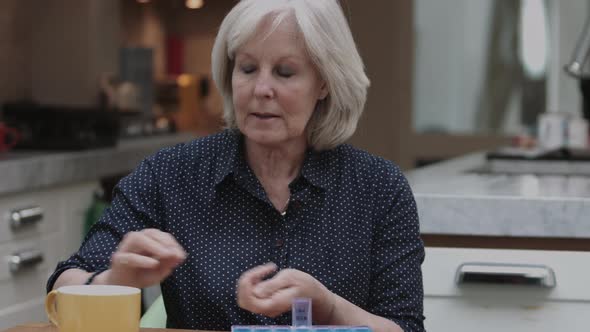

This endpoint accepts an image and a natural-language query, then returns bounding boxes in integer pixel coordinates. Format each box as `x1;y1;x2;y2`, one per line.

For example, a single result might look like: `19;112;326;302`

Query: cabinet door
54;181;98;258
425;297;589;332
0;181;97;329
0;298;46;330
0;232;62;310
423;247;590;332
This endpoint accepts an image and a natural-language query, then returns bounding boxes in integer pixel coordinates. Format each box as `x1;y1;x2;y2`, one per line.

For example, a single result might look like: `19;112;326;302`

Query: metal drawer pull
8;206;44;230
9;249;44;273
456;263;556;288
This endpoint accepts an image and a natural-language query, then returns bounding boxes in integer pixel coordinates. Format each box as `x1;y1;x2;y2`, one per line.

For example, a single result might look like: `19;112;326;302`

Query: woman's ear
319;81;329;100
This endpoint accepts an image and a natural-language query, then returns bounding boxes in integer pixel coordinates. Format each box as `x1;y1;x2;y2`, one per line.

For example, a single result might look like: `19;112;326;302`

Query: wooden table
1;323;208;332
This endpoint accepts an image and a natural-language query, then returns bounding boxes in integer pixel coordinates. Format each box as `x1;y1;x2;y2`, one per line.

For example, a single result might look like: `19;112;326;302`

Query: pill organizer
231;326;372;332
231;298;372;332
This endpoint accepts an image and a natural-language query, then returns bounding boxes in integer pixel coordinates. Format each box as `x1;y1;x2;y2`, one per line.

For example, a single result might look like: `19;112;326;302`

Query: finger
239;263;278;288
247;286;298;318
143;229;187;260
264;286;299;316
253;270;294;298
112;252;159;269
119;231;174;260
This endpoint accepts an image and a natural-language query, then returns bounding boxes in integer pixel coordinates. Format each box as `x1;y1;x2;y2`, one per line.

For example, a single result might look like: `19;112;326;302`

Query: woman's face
232;17;327;149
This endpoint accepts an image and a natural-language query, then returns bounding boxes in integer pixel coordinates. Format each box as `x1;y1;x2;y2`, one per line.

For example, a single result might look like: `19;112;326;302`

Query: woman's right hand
99;229;186;288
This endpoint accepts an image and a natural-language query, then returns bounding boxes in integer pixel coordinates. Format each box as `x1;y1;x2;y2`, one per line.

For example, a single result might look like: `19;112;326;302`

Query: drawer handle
456;262;556;288
9;249;44;273
8;206;44;230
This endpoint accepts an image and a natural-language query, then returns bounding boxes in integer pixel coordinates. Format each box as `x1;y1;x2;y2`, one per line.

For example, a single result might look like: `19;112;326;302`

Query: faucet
565;14;590;78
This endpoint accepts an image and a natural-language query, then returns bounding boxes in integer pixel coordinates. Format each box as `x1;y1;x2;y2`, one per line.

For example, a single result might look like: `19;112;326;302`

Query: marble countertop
406;153;590;238
0;133;195;195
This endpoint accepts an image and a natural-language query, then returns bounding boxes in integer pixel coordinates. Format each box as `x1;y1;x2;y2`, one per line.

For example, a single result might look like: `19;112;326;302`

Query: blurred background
1;1;590;331
0;0;588;166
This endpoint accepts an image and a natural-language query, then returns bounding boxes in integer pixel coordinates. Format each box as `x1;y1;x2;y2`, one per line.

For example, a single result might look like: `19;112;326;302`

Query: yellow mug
45;285;141;332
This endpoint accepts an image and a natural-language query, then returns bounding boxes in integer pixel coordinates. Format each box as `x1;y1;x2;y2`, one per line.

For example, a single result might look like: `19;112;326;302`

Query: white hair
211;0;370;151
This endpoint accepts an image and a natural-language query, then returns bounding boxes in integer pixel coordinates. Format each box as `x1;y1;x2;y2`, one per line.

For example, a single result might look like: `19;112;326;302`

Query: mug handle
45;290;59;327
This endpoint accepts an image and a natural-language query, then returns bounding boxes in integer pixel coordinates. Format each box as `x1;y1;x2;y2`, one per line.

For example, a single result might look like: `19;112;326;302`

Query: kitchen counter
0;134;195;195
407;152;590;239
3;142;588;238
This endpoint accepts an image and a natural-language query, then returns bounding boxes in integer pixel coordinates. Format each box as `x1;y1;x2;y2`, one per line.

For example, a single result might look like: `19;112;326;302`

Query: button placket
275;238;285;248
272;214;287;267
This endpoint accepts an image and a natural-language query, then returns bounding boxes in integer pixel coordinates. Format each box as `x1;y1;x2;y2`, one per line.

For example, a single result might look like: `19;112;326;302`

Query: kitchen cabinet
0;133;193;329
423;247;590;332
408;151;590;331
0;181;97;329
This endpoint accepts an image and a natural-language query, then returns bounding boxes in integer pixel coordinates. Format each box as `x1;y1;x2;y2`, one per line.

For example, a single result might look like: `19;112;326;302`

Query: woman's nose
253;72;274;99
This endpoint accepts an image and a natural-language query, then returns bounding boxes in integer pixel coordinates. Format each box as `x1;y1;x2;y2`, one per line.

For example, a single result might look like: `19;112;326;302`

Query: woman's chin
242;129;301;148
244;132;285;147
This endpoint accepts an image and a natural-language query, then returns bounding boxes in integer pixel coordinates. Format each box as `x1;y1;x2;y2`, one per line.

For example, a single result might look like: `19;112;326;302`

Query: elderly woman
47;1;425;331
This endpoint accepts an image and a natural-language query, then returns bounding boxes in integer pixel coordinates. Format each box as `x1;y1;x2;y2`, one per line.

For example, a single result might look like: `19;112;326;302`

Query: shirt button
275;239;285;248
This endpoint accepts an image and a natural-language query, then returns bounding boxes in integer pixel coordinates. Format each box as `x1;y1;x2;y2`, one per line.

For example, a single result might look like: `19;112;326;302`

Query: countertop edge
0;134;196;195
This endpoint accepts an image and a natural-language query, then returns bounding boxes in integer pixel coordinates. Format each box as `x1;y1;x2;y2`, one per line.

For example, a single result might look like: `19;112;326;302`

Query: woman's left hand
237;263;335;320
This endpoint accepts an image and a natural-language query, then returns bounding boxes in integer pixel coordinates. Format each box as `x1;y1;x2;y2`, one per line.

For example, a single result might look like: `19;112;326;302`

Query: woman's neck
245;138;307;182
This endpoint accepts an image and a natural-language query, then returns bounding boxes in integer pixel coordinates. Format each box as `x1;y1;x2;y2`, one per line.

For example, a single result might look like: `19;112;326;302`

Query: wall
413;0;493;134
0;0;120;108
0;0;31;105
30;0;120;106
345;0;413;167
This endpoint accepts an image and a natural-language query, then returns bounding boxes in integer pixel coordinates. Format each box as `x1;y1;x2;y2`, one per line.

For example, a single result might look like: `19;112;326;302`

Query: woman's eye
240;65;256;74
276;66;294;78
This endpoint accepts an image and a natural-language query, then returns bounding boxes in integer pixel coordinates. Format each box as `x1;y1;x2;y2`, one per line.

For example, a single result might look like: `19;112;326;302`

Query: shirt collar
299;147;334;191
213;129;336;191
213;129;243;187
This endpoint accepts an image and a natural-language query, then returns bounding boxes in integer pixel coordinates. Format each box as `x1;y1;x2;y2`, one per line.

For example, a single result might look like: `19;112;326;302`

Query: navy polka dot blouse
47;129;425;332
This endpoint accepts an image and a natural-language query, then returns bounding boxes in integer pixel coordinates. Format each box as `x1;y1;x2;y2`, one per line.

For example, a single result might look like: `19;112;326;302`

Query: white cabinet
0;298;46;330
423;247;590;332
0;181;97;329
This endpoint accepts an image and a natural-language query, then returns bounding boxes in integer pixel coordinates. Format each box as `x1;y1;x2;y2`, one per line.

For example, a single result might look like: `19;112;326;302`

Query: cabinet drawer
0;233;62;310
0;190;61;245
423;247;590;332
424;247;590;301
425;297;589;332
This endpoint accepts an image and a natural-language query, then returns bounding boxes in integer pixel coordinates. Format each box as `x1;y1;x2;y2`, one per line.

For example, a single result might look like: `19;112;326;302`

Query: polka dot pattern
47;129;425;332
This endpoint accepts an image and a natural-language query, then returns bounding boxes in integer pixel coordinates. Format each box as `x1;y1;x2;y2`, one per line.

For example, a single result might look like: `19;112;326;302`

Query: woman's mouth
252;113;279;120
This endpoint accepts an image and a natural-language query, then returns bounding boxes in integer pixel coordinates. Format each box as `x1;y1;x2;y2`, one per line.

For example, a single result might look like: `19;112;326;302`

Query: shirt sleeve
368;166;425;332
46;154;165;292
